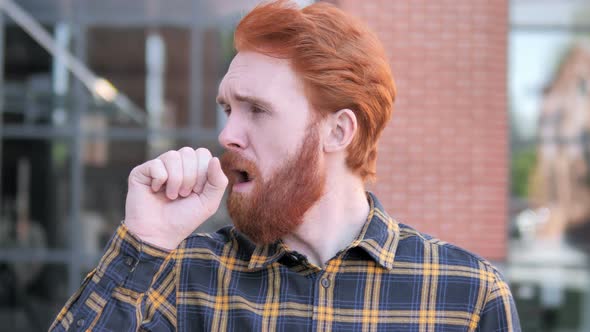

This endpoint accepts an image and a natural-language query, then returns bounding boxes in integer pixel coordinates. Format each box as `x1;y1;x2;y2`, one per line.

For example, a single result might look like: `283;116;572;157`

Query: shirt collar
347;192;400;270
247;241;285;270
247;192;400;271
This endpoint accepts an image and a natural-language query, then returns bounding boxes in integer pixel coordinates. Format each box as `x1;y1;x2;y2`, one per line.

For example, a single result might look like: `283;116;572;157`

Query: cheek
254;145;293;181
256;152;285;181
253;121;307;175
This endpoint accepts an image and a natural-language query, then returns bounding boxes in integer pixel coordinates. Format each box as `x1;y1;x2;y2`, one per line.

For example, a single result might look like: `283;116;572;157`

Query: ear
323;109;357;153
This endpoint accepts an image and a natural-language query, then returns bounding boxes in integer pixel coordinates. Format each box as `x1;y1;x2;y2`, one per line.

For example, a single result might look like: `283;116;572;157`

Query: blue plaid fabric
50;193;520;331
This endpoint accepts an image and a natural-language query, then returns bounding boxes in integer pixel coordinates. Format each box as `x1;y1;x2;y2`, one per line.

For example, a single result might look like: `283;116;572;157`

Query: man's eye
251;106;265;114
224;107;231;115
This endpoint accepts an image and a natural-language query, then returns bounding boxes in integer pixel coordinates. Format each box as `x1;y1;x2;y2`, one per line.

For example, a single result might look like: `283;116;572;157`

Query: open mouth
233;169;254;184
219;151;258;191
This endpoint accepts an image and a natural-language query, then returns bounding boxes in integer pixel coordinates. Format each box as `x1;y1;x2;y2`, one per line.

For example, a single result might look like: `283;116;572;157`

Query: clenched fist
124;147;228;250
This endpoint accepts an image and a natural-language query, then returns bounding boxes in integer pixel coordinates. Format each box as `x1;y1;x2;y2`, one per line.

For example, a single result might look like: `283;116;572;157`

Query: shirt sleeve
477;270;521;332
49;223;178;331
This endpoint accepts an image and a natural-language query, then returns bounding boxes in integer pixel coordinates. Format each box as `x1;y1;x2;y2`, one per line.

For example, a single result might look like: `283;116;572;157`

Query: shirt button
124;256;135;267
76;318;85;327
321;278;330;288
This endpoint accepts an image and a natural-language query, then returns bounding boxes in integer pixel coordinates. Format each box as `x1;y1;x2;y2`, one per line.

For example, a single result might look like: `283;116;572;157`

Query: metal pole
0;10;5;228
189;0;203;143
66;7;85;294
146;32;166;158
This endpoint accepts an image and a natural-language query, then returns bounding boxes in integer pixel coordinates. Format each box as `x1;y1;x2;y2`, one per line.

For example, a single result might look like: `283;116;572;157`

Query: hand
124;147;228;250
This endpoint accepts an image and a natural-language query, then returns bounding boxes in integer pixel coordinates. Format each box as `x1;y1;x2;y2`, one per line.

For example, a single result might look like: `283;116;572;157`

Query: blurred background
508;1;590;331
0;0;587;331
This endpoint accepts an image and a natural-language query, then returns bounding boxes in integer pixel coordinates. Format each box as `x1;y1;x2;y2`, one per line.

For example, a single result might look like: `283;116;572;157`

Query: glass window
0;0;251;328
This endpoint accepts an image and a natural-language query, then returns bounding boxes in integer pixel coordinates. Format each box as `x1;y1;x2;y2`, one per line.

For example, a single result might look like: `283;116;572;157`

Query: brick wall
328;0;509;260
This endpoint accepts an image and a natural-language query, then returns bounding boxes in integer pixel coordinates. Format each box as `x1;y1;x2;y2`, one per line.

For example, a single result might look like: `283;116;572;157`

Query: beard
219;125;325;245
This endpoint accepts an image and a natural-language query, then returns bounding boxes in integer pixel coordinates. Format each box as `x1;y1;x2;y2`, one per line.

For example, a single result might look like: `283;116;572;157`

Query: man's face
217;51;314;186
217;51;326;244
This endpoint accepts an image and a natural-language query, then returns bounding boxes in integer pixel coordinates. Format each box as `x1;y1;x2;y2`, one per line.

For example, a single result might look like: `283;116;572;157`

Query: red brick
331;0;508;261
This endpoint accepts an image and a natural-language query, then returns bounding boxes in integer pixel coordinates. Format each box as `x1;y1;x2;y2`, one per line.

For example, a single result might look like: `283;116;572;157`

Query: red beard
220;126;325;245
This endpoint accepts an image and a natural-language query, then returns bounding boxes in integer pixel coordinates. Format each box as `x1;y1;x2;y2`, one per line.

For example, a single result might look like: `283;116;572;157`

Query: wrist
122;220;179;251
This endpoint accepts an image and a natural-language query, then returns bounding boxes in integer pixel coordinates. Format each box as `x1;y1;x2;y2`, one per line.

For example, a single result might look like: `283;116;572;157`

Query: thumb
201;157;228;203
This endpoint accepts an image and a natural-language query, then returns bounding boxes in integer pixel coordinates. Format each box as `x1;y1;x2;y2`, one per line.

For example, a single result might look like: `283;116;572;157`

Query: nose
218;113;247;150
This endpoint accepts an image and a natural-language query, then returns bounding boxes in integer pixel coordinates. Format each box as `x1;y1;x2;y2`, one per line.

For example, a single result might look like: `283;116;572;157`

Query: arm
49;147;227;331
49;224;177;331
477;270;521;332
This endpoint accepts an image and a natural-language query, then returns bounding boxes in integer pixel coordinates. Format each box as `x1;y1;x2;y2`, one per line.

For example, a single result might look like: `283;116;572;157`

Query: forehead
218;51;304;105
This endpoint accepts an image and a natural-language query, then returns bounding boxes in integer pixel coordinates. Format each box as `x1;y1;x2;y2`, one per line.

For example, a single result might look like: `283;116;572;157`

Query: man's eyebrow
216;93;273;110
216;95;227;106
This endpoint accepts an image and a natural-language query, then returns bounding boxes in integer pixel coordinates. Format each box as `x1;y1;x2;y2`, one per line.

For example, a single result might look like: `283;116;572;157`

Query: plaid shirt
50;193;520;331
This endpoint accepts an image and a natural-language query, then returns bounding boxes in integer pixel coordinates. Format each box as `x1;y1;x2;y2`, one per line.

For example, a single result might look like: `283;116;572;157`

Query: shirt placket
312;265;337;332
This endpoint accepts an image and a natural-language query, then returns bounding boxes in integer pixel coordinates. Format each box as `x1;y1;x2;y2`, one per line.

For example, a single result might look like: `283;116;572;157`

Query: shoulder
395;222;503;278
394;222;512;308
180;226;256;258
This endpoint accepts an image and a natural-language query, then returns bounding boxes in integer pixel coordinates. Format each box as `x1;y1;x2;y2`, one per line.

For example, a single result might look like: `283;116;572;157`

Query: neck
281;174;370;268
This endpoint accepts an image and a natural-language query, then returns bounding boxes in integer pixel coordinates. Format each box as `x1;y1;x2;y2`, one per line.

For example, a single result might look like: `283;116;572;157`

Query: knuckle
128;166;140;183
153;158;165;168
161;150;180;161
196;147;212;158
154;170;168;181
149;159;163;171
130;165;141;175
179;146;194;155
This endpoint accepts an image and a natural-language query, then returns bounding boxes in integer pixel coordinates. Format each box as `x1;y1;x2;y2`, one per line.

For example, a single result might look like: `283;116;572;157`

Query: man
51;1;520;331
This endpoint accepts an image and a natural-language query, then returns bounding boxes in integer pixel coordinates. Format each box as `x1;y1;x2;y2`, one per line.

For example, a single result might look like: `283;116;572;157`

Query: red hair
234;0;396;182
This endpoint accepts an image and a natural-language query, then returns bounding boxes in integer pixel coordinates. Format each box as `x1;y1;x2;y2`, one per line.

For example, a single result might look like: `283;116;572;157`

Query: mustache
219;151;261;183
